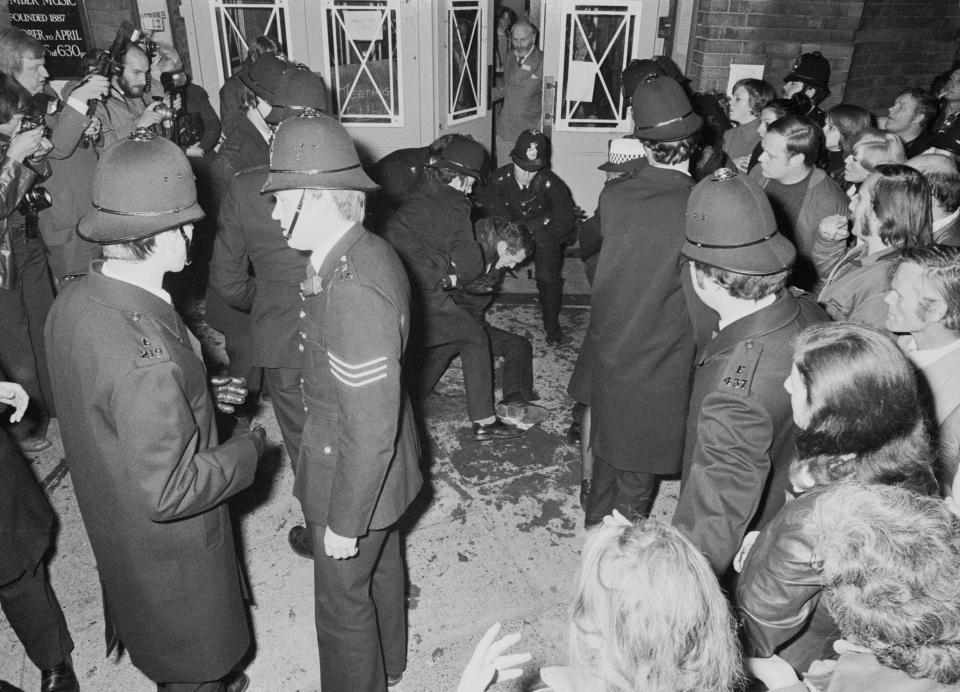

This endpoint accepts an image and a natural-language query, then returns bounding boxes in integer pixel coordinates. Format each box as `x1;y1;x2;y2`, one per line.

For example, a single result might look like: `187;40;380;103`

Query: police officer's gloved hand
250;425;268;458
210;375;247;414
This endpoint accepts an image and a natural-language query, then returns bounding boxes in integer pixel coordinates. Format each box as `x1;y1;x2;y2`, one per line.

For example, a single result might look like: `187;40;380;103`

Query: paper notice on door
344;10;384;43
566;60;596;102
727;64;765;95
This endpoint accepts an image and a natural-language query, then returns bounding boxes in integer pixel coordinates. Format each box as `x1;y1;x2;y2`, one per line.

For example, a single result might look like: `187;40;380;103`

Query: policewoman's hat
682;168;796;275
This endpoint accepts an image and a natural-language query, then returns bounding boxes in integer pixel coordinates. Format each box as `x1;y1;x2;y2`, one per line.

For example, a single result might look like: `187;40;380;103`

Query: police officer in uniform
568;76;700;526
672;168;828;575
781;52;831;127
264;112;423;692
208;60;320;468
475;129;575;344
45;131;266;692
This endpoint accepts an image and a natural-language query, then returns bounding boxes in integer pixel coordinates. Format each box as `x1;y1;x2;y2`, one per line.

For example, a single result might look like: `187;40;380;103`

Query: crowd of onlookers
4;10;960;691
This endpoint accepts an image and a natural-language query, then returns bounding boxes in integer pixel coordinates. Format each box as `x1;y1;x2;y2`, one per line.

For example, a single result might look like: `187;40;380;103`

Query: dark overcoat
568;165;696;474
44;264;260;682
672;291;828;573
0;426;53;585
297;225;422;534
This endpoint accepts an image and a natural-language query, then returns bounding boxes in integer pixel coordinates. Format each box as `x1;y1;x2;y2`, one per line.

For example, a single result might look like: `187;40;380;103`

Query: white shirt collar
900;334;960;369
718;293;777;331
309;222;355;272
101;261;172;304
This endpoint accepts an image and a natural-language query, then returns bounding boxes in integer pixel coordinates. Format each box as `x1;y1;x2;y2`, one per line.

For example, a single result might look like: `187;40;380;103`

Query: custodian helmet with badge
682;167;796;275
631;74;702;142
261;110;378;192
784;51;831;95
510;129;549;171
77;129;205;244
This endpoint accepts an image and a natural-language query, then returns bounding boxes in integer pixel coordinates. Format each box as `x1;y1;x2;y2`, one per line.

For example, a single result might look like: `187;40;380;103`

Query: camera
17;186;52;215
152;101;177;121
18;113;52;140
90;21;141;83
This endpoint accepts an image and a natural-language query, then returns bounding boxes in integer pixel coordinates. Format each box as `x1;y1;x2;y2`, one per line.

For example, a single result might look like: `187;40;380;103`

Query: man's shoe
15;434;52;453
40;662;78;692
224;672;250;692
288;525;314;559
387;672;403;687
472;419;524;442
496;401;549;426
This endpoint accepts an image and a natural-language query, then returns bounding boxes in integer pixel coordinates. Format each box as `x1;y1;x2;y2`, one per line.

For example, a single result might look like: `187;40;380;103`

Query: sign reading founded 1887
8;0;90;79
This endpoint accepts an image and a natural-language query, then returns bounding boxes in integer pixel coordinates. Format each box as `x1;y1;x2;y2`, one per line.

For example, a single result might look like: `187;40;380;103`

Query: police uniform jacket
475;164;576;247
44;263;259;681
567;165;695;474
492;47;543;141
0;424;54;586
673;290;828;574
209;163;308;369
297;224;422;535
383;179;485;346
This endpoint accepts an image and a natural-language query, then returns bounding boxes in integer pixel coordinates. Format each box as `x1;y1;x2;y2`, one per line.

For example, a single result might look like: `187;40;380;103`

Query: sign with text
8;0;90;79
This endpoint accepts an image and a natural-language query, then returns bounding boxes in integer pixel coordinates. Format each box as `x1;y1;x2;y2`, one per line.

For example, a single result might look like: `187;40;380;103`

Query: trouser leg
533;242;565;339
585;455;657;525
495;136;515;169
456;323;495;421
371;529;407;679
262;367;305;472
414;343;459;398
310;523;393;692
484;324;534;401
0;561;73;671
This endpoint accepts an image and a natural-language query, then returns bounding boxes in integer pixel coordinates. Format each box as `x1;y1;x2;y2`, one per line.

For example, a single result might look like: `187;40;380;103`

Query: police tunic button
298;343;304;352
299;331;306;339
131;313;141;322
299;310;306;319
322;446;331;454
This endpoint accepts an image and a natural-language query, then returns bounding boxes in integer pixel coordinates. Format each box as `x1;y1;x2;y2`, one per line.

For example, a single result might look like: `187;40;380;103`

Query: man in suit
263;112;423;692
491;19;542;166
885;245;960;478
45;132;266;692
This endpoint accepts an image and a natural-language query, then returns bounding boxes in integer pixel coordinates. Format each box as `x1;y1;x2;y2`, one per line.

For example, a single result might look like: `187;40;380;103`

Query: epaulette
333;254;357;283
130;315;172;368
716;340;762;397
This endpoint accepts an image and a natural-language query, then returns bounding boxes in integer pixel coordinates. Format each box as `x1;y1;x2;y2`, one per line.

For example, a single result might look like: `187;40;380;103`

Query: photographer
0;72;56;453
156;45;221;159
0;28;108;282
94;42;168;146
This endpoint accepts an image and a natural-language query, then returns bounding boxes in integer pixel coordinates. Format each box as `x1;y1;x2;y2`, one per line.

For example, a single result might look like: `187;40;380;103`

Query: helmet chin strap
283;190;306;240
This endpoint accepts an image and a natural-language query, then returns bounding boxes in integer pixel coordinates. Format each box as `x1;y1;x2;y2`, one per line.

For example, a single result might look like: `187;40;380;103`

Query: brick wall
844;0;960;114
686;0;960;116
687;0;862;108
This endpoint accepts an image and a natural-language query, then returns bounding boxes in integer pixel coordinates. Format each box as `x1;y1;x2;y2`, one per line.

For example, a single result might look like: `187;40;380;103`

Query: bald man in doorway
491;19;543;166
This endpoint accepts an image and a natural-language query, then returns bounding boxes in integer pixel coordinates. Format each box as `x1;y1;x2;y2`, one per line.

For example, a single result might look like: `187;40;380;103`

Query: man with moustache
95;43;168;146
